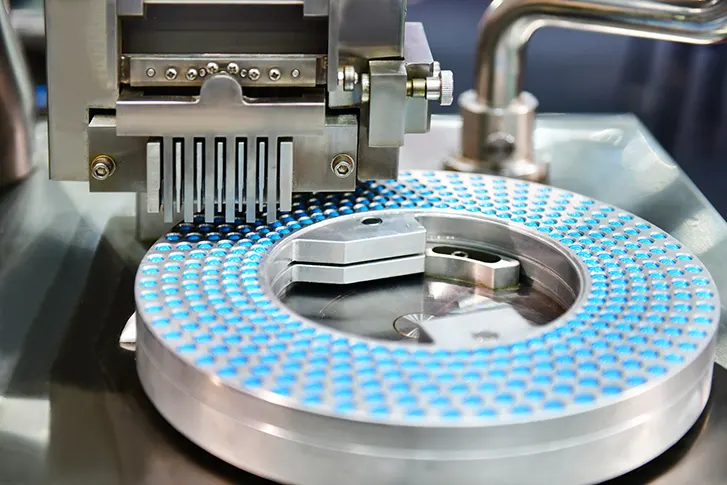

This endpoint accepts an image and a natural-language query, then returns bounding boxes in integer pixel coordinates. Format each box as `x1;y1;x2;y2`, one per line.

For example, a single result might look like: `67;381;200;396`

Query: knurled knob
439;69;454;106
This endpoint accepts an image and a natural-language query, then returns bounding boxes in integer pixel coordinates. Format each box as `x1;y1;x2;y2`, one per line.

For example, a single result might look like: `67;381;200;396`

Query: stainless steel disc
134;171;720;485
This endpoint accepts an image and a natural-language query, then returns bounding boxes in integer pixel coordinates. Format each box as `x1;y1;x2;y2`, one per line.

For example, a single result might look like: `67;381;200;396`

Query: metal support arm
451;0;727;181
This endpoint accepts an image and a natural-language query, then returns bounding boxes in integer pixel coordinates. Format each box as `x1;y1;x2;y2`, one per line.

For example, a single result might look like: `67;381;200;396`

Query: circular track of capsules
135;171;720;485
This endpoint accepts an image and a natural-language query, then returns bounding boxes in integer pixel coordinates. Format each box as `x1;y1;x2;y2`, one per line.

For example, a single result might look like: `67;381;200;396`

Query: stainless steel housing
44;0;454;225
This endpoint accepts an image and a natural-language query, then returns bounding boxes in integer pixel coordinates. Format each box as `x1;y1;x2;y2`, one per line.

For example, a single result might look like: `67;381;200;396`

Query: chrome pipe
450;0;727;181
477;0;727;109
0;2;34;189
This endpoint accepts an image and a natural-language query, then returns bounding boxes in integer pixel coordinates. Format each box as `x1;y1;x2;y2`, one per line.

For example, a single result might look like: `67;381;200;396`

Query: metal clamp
281;214;427;285
450;0;727;182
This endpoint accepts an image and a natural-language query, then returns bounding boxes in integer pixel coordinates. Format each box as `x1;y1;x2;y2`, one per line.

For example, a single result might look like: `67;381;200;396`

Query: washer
135;171;720;485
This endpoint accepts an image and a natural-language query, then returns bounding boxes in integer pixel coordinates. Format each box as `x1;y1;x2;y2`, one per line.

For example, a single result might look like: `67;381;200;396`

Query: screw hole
452;250;469;259
362;217;382;226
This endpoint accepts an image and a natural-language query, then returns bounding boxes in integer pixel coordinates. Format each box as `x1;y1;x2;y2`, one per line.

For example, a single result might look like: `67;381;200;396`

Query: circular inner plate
134;171;720;485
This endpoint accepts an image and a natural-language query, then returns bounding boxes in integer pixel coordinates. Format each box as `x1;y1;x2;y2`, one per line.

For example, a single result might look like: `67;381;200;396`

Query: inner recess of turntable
277;213;584;345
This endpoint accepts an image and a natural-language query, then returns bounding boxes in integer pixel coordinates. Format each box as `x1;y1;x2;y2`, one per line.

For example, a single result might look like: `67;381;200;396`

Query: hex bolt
227;62;240;75
269;68;282;81
146;67;156;78
165;67;178;80
248;68;261;81
91;155;116;181
331;154;355;178
185;68;198;81
291;68;301;79
206;62;219;75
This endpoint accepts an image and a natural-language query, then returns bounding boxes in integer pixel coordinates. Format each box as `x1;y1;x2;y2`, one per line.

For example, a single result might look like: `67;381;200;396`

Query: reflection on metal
44;0;453;225
135;172;720;485
426;245;520;290
417;305;533;348
0;1;34;188
5;116;727;485
119;313;136;352
455;0;727;180
280;213;427;285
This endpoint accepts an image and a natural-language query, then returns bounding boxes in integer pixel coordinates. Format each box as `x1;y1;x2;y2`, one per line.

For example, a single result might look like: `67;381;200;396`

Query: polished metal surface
125;54;322;87
135;168;718;484
45;0;452;224
456;0;727;178
475;0;727;110
0;0;33;188
283;275;564;343
2;116;727;485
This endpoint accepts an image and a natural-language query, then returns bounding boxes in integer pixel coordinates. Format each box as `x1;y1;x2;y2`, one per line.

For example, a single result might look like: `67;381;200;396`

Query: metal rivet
146;67;156;78
165;67;178;80
331;154;355;178
248;68;261;81
269;68;281;81
91;155;116;181
185;68;198;81
227;62;240;75
291;69;300;79
206;62;219;74
240;69;248;79
198;68;207;78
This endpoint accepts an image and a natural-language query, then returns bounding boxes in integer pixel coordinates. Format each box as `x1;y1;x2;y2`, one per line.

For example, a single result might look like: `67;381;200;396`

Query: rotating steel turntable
134;171;719;485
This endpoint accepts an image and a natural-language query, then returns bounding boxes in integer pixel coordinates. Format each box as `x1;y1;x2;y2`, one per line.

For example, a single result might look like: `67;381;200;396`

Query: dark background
11;0;727;216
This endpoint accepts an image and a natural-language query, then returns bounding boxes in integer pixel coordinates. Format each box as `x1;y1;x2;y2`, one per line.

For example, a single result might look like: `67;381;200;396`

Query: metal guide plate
134;171;720;485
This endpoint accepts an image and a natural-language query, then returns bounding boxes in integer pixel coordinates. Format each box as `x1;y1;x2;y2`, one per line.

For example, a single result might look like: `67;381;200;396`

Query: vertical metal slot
237;139;246;214
267;137;279;223
216;139;224;215
195;139;203;215
279;139;294;213
183;137;195;222
162;136;174;223
258;139;267;213
225;136;237;222
146;139;161;214
246;137;257;223
174;139;183;214
204;136;215;222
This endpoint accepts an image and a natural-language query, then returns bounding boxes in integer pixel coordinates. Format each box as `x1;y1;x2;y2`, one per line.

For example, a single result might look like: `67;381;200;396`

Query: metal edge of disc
133;172;722;484
136;319;716;485
136;207;719;427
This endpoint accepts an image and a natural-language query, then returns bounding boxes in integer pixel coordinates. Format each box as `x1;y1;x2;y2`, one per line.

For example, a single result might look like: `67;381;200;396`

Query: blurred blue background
11;0;727;216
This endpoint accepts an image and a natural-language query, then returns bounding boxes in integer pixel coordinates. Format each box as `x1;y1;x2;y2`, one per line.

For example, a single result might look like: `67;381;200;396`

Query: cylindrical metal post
0;2;34;189
450;0;727;182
